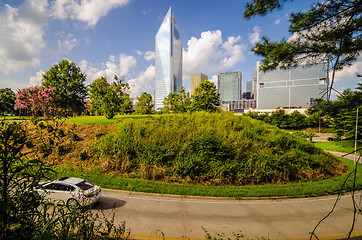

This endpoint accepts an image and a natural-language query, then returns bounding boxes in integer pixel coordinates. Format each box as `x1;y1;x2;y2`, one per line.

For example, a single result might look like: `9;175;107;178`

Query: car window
44;183;57;190
75;181;93;190
59;184;75;191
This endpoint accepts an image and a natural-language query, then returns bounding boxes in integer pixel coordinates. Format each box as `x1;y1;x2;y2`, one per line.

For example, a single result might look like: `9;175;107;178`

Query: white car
35;177;102;208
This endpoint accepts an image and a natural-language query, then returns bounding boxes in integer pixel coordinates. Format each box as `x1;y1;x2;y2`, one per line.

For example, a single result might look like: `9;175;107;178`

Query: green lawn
313;140;362;154
0;116;31;121
65;114;164;125
53;157;361;198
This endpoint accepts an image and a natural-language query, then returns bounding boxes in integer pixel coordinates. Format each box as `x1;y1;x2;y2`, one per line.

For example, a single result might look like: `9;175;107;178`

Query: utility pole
354;107;358;164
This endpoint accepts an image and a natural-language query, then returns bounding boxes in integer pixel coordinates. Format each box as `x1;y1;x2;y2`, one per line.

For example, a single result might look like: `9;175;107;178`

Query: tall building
190;73;208;96
256;61;329;109
154;7;183;111
218;71;242;102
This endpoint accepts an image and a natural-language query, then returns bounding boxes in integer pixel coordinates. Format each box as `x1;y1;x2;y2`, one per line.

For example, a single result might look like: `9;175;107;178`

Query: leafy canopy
89;76;132;119
244;0;362;99
135;92;154;114
191;80;220;112
163;85;191;113
0;88;15;115
42;59;88;116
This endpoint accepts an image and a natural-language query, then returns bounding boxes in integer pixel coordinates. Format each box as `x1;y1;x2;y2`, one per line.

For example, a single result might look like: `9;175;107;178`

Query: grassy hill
89;112;346;185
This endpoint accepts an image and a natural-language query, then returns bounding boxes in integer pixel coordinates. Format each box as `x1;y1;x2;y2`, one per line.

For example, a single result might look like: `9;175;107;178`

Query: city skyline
0;0;360;99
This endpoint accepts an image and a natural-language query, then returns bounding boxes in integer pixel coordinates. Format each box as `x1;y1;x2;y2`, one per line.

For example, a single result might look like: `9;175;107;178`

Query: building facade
256;61;329;109
190;73;208;96
154;7;183;111
218;71;242;102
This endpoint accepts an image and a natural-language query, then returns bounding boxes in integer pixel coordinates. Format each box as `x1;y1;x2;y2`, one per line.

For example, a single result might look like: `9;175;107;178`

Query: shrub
93;112;345;185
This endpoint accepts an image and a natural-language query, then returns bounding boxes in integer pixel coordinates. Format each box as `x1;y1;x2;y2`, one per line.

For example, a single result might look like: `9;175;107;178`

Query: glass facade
155;7;183;111
218;71;242;102
256;62;329;109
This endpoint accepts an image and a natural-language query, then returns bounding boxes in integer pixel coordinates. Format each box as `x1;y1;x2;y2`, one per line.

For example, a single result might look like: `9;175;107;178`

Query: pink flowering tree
14;86;53;117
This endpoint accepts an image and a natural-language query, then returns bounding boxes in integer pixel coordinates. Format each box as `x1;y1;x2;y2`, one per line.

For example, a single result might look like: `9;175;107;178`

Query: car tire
66;198;79;209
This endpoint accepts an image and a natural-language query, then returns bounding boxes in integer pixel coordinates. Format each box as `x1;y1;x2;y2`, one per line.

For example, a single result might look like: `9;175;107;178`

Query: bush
93;112;345;185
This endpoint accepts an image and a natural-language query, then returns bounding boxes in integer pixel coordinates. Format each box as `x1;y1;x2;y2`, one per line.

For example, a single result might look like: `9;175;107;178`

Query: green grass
65;114;164;125
0;116;31;121
313;140;362;154
53;157;361;198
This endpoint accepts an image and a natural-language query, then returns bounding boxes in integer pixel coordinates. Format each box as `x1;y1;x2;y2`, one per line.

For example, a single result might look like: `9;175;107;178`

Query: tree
163;85;191;113
191;80;220;112
135;92;154;114
0;121;130;239
0;121;51;239
0;88;15;116
89;76;132;119
42;59;88;116
244;0;361;99
14;86;53;118
89;77;108;116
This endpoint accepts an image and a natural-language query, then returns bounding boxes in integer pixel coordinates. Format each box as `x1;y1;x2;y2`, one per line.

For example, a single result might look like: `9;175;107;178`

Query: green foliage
244;0;361;99
135;92;154;114
55;157;360;198
203;227;245;240
93;112;343;185
191;80;220;112
163;85;191;113
244;109;309;129
42;59;88;116
89;76;132;119
0;88;15;115
0;121;53;239
313;84;362;139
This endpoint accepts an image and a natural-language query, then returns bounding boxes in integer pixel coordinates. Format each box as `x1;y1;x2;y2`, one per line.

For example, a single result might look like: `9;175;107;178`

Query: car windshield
75;181;93;190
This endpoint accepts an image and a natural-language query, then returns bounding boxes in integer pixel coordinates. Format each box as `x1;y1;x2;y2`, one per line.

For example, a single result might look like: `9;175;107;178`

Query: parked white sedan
35;177;102;208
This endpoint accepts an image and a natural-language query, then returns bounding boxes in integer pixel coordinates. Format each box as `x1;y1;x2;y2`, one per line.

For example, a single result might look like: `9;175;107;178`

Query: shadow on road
93;197;126;210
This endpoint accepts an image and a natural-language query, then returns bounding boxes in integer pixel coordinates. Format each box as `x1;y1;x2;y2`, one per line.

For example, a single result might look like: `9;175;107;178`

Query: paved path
91;151;362;240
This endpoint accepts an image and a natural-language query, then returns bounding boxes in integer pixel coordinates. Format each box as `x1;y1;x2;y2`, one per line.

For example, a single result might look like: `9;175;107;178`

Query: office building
154;7;183;111
190;73;208;96
218;71;242;102
256;61;329;109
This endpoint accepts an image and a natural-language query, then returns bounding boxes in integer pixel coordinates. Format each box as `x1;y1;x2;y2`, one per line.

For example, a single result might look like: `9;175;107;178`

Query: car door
41;183;73;204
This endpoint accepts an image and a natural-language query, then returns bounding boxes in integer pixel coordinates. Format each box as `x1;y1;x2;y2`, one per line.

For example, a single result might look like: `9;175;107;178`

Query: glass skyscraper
256;61;329;109
155;7;183;111
218;71;242;102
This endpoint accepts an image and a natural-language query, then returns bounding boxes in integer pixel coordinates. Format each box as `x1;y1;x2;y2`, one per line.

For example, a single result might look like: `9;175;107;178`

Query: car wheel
67;198;79;209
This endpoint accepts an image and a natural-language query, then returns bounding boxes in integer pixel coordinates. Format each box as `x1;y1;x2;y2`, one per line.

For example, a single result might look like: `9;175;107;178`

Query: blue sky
0;0;360;98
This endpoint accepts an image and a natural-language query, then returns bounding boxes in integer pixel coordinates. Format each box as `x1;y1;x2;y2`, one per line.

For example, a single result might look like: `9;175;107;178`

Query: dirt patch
21;120;116;171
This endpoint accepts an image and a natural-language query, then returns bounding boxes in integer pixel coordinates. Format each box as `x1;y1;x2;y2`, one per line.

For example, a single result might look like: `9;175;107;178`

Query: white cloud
51;0;130;27
335;57;362;82
275;19;281;25
144;51;155;61
29;69;44;86
142;9;151;15
128;65;155;98
57;34;79;53
0;0;47;74
135;50;142;56
210;74;218;88
79;53;137;84
183;30;246;79
248;26;261;45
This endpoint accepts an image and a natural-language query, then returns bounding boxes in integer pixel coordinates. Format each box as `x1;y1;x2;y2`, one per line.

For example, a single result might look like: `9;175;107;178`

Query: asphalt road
90;151;362;240
94;189;362;240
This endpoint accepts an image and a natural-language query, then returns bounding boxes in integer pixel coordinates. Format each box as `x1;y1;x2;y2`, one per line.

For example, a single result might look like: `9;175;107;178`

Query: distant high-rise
190;73;208;96
218;71;242;102
256;61;329;109
154;7;183;111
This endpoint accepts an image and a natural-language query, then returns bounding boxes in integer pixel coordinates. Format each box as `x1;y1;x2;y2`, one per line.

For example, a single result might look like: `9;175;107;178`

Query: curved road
92;152;362;240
